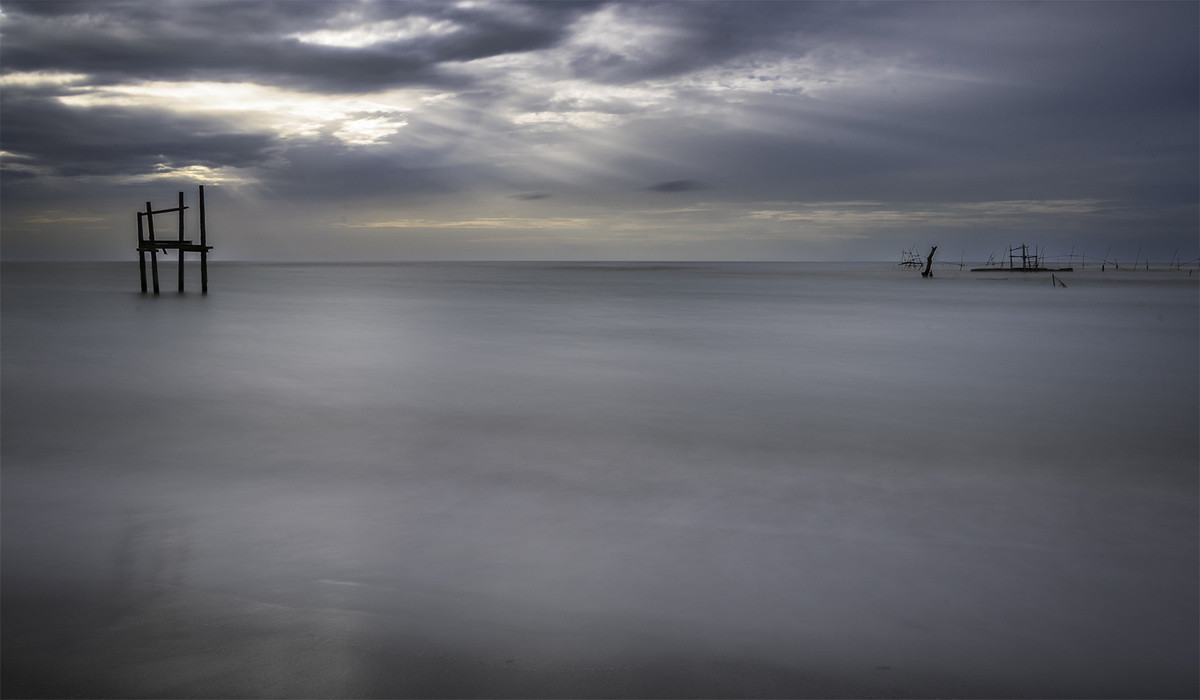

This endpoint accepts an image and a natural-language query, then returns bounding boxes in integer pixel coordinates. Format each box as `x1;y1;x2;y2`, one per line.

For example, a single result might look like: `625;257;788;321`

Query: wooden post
199;185;208;294
137;212;147;292
146;202;160;294
177;191;185;292
921;245;937;278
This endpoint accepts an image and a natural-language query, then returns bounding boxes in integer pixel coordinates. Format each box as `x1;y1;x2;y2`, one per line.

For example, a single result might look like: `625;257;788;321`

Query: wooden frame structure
137;185;213;294
970;243;1073;273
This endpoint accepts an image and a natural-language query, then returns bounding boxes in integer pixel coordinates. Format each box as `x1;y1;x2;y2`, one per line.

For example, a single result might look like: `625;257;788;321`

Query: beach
2;261;1197;698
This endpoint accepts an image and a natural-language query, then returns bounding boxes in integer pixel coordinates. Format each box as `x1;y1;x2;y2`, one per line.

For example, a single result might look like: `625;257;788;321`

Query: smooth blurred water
3;262;1197;698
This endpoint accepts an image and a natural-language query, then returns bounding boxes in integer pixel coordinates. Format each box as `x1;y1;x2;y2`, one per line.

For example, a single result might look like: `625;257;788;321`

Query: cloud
744;199;1110;228
647;180;709;193
0;0;588;93
55;80;416;145
559;1;827;85
0;0;1195;261
0;92;276;178
20;214;106;225
337;216;592;230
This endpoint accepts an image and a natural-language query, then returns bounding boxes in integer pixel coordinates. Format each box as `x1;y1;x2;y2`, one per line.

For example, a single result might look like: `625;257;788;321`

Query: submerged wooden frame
137;185;213;294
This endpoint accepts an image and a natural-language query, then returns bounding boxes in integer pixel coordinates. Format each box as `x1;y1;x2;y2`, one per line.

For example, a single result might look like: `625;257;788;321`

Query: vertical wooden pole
177;191;185;292
137;212;147;292
199;185;208;294
146;202;160;294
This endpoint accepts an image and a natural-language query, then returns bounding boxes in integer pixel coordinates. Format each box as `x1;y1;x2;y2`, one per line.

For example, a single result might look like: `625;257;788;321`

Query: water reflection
110;511;193;618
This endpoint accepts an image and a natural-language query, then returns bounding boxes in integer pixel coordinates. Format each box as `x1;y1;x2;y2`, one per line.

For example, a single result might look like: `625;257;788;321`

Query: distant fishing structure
970;244;1073;273
896;246;924;269
136;185;212;294
896;245;938;277
973;245;1198;272
901;242;1198;276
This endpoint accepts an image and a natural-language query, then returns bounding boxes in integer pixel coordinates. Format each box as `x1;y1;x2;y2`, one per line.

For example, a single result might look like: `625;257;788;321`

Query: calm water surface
3;262;1197;698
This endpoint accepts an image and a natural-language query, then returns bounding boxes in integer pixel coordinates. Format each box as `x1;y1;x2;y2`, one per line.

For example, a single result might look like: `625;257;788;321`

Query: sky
1;0;1196;262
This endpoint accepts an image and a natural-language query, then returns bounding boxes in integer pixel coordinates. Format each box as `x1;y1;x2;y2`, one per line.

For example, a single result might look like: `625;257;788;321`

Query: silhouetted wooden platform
137;240;213;252
137;185;211;294
970;244;1072;273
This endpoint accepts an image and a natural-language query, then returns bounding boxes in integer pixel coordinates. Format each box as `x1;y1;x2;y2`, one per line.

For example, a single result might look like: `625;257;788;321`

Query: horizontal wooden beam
137;242;213;252
139;206;190;216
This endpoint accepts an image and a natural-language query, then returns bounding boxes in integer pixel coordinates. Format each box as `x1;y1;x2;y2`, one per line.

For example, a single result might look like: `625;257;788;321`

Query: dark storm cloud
0;84;275;188
610;1;1197;206
0;0;591;92
647;180;708;193
0;0;1195;261
259;141;472;201
562;2;808;84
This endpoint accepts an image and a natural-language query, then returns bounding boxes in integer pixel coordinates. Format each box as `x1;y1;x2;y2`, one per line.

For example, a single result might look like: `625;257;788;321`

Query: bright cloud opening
0;71;90;87
290;16;461;48
58;81;414;145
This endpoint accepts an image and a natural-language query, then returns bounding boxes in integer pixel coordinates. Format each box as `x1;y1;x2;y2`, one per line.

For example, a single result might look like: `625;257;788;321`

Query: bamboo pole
199;185;208;294
177;191;185;292
146;202;160;294
137;212;147;292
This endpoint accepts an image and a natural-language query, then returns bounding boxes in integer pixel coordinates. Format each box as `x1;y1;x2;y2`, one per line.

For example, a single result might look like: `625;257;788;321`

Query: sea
2;261;1197;698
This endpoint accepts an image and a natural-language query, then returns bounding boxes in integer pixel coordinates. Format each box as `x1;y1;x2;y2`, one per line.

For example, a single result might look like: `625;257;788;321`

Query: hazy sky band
1;0;1196;261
